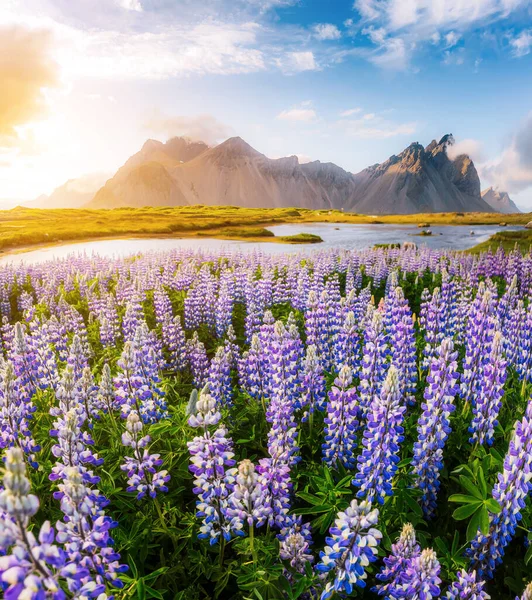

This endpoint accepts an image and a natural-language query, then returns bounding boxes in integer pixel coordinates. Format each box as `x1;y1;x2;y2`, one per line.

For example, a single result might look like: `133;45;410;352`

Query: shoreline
0;206;529;258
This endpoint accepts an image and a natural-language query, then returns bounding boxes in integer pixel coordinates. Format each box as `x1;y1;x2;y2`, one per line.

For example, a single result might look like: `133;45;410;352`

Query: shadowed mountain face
481;187;520;214
86;134;498;214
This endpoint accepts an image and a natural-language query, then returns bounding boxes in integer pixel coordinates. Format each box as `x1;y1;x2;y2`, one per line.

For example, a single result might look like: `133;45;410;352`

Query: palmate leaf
453;502;483;520
459;475;484;500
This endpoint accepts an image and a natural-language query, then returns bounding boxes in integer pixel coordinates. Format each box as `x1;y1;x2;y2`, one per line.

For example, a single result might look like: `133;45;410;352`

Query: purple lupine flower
279;515;314;575
55;466;127;589
227;459;269;536
114;338;167;424
461;288;497;404
187;390;236;544
322;365;359;470
121;411;170;500
0;360;40;468
0;447;90;598
517;304;532;384
305;290;330;369
374;523;420;598
215;270;235;338
49;366;104;493
353;365;406;505
446;570;490;600
256;456;292;529
400;548;442;599
77;366;102;426
67;334;88;382
316;499;382;599
265;321;300;466
388;288;417;405
186;332;209;389
358;308;389;420
333;311;360;373
468;407;532;578
469;331;507;446
98;363;118;415
299;344;327;421
122;294;144;341
411;338;459;518
162;315;188;372
10;322;39;398
30;321;59;391
207;346;233;409
238;334;268;404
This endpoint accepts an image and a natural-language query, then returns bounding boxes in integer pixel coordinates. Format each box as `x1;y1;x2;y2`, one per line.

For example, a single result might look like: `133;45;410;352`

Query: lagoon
0;222;521;265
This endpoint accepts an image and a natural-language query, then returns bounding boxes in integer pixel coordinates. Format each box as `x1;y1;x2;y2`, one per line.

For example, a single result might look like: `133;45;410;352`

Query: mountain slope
481;187;520;214
86;134;496;214
346;135;492;214
34;173;109;208
90;137;209;208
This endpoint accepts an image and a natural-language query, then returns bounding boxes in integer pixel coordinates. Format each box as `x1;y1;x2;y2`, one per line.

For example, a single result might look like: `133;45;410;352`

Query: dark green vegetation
278;233;323;243
469;229;532;253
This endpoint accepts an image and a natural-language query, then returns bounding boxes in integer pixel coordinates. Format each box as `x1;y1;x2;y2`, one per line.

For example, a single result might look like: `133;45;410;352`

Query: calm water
0;223;521;265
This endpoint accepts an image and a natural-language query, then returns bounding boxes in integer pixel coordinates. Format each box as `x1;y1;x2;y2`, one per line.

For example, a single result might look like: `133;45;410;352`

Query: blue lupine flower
400;548;442;599
469;331;507;446
323;365;359;470
374;523;420;598
468;405;532;578
187;390;236;544
353;365;406;504
316;499;382;600
121;411;170;500
411;337;459;518
446;570;490;600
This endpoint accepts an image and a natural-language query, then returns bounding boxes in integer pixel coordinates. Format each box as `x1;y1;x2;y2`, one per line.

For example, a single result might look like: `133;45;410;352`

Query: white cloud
444;31;461;48
340;108;362;116
278;51;318;73
295;153;313;163
510;29;532;57
447;138;485;161
313;23;341;40
480;112;532;193
369;37;410;70
144;113;232;145
354;0;530;69
276;108;317;122
340;111;416;138
117;0;142;11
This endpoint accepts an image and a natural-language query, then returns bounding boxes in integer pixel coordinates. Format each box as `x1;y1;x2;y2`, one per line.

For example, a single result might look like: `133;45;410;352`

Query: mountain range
24;134;521;214
481;187;521;214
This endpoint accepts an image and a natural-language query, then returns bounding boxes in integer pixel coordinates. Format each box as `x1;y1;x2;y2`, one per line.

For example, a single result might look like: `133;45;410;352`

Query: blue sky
1;0;532;208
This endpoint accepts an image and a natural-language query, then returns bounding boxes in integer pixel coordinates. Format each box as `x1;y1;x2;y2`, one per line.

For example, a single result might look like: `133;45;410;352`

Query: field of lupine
1;245;532;600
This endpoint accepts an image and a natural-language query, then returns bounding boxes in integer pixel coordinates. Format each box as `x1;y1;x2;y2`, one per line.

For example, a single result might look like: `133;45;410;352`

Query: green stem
249;523;256;564
154;497;176;550
219;535;226;568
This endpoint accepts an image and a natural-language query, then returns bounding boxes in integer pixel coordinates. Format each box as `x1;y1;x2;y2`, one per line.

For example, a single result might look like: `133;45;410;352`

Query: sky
1;0;532;209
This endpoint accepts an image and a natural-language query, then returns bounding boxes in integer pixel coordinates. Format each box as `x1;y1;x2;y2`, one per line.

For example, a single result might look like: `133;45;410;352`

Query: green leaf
453;502;482;520
466;508;483;542
403;492;423;517
137;579;146;600
459;475;483;500
477;467;487;499
484;498;502;514
129;557;139;580
525;543;532;566
293;505;330;515
145;587;164;600
296;492;324;506
448;494;481;504
479;506;490;536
